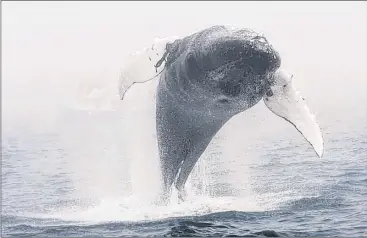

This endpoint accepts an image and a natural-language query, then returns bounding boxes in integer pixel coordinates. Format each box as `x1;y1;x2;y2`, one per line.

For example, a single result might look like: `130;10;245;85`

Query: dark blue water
2;209;364;237
2;104;367;237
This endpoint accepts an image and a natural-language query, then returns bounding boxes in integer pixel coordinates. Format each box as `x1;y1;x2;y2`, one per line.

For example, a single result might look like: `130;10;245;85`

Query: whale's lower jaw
160;82;262;121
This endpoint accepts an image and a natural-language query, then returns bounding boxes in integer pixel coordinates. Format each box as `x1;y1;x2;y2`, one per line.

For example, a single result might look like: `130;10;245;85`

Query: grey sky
2;1;366;118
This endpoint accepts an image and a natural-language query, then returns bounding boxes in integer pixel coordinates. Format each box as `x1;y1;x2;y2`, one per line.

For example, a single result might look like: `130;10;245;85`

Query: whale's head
163;25;280;115
162;25;323;157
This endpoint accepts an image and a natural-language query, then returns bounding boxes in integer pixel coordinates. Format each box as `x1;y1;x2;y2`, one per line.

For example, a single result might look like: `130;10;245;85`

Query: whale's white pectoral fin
264;69;324;157
118;36;179;100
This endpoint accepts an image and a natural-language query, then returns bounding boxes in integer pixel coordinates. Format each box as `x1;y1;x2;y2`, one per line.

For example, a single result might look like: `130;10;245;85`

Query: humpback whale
118;25;324;202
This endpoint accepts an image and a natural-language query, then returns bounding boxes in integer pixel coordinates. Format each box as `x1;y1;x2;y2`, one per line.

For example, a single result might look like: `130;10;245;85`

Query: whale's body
119;26;324;203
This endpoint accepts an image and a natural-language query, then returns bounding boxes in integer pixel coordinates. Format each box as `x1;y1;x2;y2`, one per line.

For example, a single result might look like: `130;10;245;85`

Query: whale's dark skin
155;25;281;202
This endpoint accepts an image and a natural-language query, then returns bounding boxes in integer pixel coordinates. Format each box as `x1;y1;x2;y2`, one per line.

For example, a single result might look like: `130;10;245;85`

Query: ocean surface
1;78;367;237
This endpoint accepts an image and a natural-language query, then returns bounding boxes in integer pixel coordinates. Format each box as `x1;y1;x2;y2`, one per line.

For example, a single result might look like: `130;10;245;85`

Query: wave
1;212;288;237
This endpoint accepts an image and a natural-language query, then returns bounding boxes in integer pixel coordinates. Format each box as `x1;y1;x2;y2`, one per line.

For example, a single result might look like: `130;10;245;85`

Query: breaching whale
118;25;324;203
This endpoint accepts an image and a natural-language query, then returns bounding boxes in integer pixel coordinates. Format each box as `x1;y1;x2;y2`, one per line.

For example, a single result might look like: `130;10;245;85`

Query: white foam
30;192;263;224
